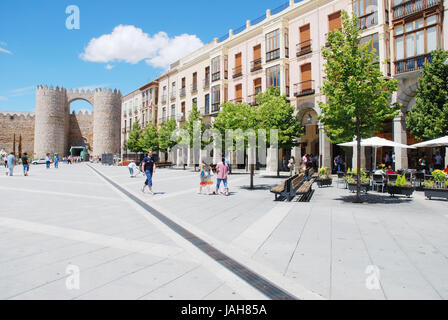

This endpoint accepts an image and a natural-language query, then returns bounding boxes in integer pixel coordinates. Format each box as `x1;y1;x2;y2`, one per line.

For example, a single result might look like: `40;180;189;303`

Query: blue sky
0;0;288;113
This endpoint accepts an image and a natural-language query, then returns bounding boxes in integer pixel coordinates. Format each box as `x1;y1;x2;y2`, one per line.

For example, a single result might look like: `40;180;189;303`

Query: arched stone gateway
34;85;122;158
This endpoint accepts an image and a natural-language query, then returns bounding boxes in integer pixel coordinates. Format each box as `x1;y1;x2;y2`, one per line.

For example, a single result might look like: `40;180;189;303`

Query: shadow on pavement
336;194;414;204
239;184;274;191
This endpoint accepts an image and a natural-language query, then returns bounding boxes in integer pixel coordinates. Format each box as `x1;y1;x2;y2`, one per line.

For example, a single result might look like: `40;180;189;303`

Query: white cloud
80;25;203;69
105;64;114;70
10;86;34;97
0;47;12;55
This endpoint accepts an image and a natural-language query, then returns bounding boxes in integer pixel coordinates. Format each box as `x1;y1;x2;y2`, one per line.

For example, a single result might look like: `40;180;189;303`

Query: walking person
7;152;15;176
22;152;30;176
214;157;230;196
54;154;59;169
198;162;213;195
288;156;295;176
45;153;51;169
141;151;156;195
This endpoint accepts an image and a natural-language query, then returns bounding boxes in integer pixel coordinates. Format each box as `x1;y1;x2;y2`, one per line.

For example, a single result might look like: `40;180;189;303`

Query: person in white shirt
128;161;137;178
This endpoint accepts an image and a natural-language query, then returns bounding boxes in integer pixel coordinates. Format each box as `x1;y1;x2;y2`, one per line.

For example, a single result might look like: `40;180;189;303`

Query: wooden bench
157;162;174;168
296;177;316;201
271;174;306;202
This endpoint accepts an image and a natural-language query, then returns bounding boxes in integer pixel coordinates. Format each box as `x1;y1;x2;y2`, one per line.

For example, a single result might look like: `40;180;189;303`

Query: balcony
179;87;186;98
230;97;243;104
211;103;220;113
394;53;432;75
250;59;262;72
212;72;220;82
294;80;315;97
233;66;243;79
203;78;210;89
191;83;198;94
170;92;176;100
266;49;280;63
393;0;441;21
296;40;312;57
161;94;167;104
247;94;259;106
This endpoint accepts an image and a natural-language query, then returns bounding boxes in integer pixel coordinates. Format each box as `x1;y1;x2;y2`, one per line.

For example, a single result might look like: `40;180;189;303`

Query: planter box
424;188;448;200
387;185;415;198
348;183;370;194
316;179;333;188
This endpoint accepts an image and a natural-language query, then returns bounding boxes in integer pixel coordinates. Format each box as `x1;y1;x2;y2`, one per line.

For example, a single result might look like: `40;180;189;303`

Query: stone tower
34;85;122;158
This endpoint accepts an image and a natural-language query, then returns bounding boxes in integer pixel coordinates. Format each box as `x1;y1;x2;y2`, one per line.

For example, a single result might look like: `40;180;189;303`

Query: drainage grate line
88;165;297;300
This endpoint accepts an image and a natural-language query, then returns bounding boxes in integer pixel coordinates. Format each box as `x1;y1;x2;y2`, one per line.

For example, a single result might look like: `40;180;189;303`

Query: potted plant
345;168;370;193
316;167;333;187
387;174;414;197
423;170;448;200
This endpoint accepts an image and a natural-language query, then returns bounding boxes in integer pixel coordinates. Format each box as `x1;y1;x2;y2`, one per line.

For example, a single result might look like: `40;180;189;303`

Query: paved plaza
0;163;447;300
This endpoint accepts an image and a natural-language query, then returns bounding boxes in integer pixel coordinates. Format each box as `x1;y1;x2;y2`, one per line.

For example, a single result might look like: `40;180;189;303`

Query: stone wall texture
68;111;94;152
0;112;35;154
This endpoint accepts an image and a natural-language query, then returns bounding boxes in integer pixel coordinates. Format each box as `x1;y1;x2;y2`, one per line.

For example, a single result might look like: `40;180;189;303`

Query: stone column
292;146;301;168
393;113;408;169
266;147;278;174
445;147;448;168
319;125;332;169
352;145;366;170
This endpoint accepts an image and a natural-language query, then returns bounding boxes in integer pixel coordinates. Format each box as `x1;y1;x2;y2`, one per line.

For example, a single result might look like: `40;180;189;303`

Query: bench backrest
291;173;305;190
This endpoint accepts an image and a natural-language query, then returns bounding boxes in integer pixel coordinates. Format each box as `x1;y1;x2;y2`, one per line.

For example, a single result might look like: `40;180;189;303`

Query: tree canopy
125;121;143;153
406;49;448;141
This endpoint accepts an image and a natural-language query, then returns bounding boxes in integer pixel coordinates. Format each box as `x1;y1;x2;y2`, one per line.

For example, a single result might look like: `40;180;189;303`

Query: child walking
199;162;213;195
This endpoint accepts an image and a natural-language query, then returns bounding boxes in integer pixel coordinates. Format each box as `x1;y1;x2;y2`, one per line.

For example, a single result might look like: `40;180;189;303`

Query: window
211;56;220;81
328;11;342;32
360;33;379;60
234;53;242;77
266;29;280;62
192;72;198;92
205;94;210;115
352;0;378;29
285;64;290;96
162;107;166;121
171;105;176;119
192;98;197;106
211;85;220;112
254;78;262;95
235;84;242;102
171;82;176;99
299;24;311;54
266;65;280;88
252;44;262;71
284;29;289;58
204;66;210;88
394;16;440;61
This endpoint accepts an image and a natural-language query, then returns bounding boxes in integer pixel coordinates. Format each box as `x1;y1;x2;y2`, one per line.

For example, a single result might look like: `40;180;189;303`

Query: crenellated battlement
0;111;35;120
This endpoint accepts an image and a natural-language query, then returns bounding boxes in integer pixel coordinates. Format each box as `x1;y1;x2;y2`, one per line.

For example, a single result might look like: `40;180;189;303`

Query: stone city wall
0;112;35;155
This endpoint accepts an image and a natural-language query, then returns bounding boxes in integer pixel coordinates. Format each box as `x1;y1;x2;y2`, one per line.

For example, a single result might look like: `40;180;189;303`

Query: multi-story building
121;81;158;154
121;0;447;170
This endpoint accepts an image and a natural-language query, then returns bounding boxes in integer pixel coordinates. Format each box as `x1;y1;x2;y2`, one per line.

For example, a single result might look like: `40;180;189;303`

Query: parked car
32;158;53;165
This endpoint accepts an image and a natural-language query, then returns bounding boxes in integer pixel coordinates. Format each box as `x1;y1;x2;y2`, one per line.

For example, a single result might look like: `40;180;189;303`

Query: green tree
138;123;159;153
158;119;179;153
318;10;399;202
181;103;206;148
125;121;143;153
406;49;448;141
257;87;303;176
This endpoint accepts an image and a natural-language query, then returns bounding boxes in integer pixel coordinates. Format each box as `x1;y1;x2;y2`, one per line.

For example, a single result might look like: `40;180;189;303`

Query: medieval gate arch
34;85;122;158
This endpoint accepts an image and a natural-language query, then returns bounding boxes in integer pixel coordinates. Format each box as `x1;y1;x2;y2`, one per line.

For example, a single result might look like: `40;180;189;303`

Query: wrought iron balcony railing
233;66;243;79
203;78;210;89
294;80;315;97
394;53;432;75
247;94;259;106
296;40;312;57
179;87;186;97
211;103;220;113
212;71;220;82
191;83;198;94
266;49;280;63
161;94;167;104
250;59;262;72
393;0;441;21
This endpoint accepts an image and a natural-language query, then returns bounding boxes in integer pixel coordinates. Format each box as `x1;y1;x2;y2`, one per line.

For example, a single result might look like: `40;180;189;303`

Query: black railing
179;87;186;97
191;83;198;93
250;59;262;72
161;94;167;104
204;104;210;115
266;49;280;62
203;78;210;89
211;103;220;112
233;66;243;78
393;0;440;20
395;53;432;74
294;80;315;97
296;40;312;56
170;92;176;100
212;72;220;82
247;94;258;106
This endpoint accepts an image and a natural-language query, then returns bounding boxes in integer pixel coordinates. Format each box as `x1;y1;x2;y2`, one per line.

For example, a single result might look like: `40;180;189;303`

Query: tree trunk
13;133;16;156
250;164;254;189
354;120;362;203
